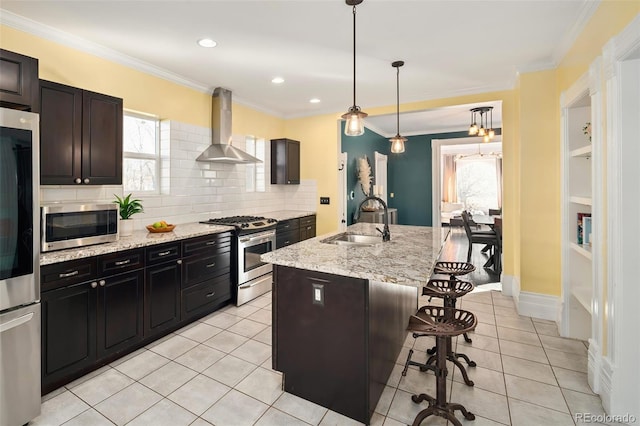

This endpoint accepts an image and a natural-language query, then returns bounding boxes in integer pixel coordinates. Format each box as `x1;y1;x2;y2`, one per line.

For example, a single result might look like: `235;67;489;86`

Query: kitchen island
261;223;448;424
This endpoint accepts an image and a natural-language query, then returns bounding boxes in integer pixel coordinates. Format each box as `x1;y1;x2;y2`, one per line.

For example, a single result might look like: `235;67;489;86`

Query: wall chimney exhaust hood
196;87;261;163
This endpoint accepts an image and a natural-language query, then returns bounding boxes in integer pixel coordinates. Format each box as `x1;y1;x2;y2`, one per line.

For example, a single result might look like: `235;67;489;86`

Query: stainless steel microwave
41;203;118;252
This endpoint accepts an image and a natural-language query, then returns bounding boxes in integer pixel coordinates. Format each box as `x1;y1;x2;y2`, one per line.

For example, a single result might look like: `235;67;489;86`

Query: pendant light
389;60;407;153
342;0;368;136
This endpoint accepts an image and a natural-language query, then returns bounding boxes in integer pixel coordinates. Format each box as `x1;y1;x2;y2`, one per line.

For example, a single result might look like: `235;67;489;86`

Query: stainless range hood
196;87;261;163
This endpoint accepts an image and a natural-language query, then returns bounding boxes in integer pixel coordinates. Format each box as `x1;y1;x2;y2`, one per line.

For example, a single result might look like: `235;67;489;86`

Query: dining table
471;214;502;272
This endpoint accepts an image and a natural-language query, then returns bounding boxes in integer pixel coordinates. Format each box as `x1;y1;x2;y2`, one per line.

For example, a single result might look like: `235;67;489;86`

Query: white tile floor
34;287;609;426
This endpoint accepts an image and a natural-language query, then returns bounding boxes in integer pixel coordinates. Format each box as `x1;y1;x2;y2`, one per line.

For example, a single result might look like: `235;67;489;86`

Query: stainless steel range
200;216;277;305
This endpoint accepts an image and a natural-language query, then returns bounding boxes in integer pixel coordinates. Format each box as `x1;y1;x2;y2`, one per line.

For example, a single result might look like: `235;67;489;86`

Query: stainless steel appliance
0;107;41;426
200;216;276;305
41;203;118;252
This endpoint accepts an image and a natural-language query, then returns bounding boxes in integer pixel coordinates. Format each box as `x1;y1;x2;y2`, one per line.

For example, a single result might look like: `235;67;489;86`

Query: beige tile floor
34;287;609;426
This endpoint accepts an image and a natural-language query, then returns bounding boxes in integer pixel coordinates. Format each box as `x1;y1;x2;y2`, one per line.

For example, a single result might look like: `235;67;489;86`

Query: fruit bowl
146;224;176;233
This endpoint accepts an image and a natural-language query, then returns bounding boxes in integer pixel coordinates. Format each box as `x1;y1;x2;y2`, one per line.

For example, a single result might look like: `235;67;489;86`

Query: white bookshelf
560;71;597;341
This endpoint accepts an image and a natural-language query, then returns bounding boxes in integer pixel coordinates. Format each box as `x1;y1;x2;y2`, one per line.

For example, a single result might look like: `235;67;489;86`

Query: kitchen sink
320;232;382;247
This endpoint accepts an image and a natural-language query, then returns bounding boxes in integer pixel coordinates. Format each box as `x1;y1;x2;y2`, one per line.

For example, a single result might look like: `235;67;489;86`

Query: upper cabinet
0;49;39;112
40;80;123;185
271;138;300;184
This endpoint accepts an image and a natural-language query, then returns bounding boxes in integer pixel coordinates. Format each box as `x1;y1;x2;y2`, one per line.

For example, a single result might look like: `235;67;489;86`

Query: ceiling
0;1;596;135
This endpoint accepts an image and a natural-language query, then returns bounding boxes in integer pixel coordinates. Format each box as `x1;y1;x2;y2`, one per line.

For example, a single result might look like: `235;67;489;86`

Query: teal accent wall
340;124;501;226
341;122;389;225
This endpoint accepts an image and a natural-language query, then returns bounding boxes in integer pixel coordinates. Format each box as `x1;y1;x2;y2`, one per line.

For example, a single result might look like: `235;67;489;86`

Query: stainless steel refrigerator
0;107;41;426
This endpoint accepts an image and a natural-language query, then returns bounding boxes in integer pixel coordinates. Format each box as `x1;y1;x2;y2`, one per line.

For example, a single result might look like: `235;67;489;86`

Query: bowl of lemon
146;221;175;233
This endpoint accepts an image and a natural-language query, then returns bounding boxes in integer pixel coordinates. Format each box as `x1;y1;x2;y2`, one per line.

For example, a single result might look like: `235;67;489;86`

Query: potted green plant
114;193;143;237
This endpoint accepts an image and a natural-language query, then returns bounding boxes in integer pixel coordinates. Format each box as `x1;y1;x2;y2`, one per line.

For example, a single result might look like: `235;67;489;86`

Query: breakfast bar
261;223;448;424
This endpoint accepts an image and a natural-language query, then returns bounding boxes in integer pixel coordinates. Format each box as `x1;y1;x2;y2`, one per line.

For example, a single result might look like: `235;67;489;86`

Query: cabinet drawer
183;232;232;257
98;249;144;276
277;229;300;249
182;252;231;288
299;215;316;228
300;224;316;241
146;243;181;266
276;218;299;233
41;258;98;292
181;275;231;320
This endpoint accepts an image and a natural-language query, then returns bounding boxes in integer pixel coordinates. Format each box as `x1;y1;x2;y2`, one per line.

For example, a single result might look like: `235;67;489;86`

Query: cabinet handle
287;180;291;184
206;262;216;268
177;260;182;265
83;178;90;184
205;241;216;246
59;270;79;278
99;280;106;286
307;226;312;230
114;259;131;266
284;240;290;245
158;250;172;257
91;282;97;288
74;177;81;184
205;292;216;298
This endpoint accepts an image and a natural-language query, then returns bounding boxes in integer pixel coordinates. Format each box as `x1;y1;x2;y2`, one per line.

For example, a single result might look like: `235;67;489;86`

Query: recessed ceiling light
197;38;217;48
310;98;321;104
271;77;285;84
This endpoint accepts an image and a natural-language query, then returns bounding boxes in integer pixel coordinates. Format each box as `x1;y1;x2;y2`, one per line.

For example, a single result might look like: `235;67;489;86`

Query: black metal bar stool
408;306;477;426
402;278;477;386
433;261;475;344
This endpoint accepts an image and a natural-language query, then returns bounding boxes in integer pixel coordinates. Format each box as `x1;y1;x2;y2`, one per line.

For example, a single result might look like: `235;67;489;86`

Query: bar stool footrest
411;393;475;426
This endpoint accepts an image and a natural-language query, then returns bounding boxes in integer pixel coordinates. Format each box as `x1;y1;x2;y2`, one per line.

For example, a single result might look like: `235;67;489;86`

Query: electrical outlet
320;197;330;205
390;192;395;198
312;283;324;305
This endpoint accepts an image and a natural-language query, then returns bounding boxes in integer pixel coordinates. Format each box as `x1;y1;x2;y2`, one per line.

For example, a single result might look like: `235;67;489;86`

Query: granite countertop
262;210;315;221
40;222;234;266
261;222;448;287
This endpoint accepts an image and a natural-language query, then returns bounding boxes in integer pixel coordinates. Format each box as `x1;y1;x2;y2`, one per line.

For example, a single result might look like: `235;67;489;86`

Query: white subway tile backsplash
41;120;317;226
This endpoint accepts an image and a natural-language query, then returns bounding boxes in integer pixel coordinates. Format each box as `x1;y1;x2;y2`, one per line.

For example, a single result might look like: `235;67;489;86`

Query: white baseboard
501;275;520;297
588;339;601;394
599;356;613;414
516;291;561;321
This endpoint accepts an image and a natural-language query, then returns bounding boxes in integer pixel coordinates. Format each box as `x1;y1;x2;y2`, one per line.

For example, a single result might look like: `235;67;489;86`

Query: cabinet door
286;139;300;184
96;270;144;359
39;80;83;185
299;215;316;241
41;281;97;391
0;49;39;111
82;90;123;185
145;260;181;337
181;274;232;321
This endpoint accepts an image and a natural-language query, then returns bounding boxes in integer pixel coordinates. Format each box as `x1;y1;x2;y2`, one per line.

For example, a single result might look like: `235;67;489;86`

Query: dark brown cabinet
276;215;316;249
271;138;300;184
299;215;317;241
0;49;39;111
145;243;182;337
41;280;97;389
40;79;122;185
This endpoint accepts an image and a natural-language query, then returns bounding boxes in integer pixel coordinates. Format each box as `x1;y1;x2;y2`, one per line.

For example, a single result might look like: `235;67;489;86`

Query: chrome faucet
353;196;391;242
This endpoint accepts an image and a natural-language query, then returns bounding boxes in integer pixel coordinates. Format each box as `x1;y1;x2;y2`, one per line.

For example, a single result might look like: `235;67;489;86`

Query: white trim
587;339;601;394
599;357;614;415
551;0;601;66
515;291;561;322
500;274;519;298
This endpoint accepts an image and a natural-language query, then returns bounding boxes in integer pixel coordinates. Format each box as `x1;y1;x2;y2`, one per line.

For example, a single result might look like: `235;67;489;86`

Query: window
245;136;266;192
455;157;499;213
123;112;160;193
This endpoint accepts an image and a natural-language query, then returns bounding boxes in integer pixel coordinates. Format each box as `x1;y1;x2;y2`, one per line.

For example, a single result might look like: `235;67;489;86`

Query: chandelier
468;106;495;142
341;0;368;136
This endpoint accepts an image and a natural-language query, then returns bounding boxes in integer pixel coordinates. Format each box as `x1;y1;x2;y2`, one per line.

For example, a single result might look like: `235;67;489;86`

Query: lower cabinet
41;281;97;387
40;232;232;394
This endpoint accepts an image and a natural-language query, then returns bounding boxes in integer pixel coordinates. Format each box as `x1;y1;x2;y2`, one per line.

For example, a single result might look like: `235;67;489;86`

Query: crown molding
516;60;557;75
551;0;601;65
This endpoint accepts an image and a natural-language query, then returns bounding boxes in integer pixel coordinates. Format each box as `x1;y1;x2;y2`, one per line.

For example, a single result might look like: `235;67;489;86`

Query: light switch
390;192;395;198
312;283;324;306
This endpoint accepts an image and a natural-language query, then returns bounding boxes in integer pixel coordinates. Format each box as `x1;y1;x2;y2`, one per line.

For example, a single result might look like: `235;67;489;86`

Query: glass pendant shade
469;123;478;135
483;134;490;143
342;107;368;136
478;127;486;137
390;135;406;153
488;129;495;139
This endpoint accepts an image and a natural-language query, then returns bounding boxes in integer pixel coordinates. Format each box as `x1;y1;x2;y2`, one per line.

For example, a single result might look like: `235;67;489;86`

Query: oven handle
239;232;275;245
238;279;268;289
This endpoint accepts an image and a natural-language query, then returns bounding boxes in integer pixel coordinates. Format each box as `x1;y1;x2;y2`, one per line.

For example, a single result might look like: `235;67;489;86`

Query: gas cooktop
199;215;277;232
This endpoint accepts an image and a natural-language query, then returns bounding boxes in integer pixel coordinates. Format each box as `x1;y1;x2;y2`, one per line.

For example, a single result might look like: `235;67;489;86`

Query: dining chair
461;211;499;264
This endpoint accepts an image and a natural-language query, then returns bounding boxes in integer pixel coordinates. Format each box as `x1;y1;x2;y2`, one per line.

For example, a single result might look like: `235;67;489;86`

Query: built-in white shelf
570;145;592;158
570;241;593;260
570;196;593;205
572;285;593;314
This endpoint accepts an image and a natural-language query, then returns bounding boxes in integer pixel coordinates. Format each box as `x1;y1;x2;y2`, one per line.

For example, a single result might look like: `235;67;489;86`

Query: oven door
237;230;275;284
